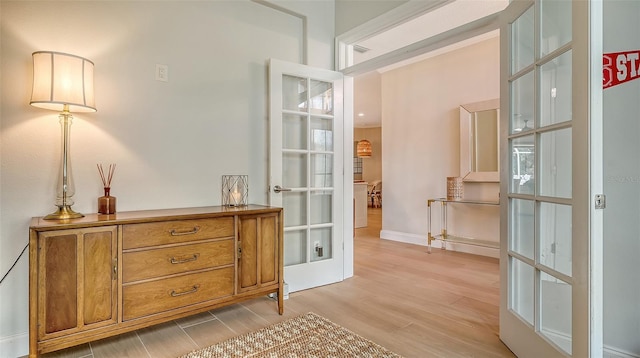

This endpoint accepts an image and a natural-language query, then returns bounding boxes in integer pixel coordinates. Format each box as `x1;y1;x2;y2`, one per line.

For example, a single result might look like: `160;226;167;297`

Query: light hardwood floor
35;207;514;358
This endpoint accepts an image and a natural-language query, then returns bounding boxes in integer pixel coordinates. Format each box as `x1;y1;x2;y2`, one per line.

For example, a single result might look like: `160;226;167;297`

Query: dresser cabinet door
37;226;117;339
237;214;279;292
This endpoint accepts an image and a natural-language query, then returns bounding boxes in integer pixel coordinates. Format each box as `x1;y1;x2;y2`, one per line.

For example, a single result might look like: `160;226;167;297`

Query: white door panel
269;59;345;292
499;0;600;356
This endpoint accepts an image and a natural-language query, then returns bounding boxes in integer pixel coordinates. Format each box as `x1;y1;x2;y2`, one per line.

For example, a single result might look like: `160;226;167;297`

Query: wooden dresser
28;205;283;357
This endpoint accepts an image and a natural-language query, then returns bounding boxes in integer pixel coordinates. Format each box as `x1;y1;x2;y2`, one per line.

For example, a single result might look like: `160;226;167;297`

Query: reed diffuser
97;164;116;214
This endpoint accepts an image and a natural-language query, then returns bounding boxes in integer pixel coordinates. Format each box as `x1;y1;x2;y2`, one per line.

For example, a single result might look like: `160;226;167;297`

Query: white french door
499;1;601;357
268;58;345;293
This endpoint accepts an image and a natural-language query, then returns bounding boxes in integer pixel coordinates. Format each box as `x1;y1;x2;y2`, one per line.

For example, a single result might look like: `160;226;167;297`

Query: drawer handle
170;285;200;297
170;254;199;264
170;226;200;236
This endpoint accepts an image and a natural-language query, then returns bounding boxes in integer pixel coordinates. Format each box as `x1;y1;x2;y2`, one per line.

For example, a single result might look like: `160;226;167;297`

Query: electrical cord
0;243;29;286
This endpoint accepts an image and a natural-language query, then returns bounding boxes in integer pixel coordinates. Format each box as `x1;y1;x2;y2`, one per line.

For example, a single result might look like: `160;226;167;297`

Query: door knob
273;185;292;193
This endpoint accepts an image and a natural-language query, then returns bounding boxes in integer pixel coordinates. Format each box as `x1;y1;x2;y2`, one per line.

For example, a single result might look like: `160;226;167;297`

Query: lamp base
43;205;84;220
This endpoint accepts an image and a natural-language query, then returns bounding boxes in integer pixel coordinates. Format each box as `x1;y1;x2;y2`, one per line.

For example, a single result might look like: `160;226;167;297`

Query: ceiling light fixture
356;139;372;158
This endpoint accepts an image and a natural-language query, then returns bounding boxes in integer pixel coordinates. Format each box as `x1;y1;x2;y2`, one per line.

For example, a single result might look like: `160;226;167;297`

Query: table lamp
30;51;96;220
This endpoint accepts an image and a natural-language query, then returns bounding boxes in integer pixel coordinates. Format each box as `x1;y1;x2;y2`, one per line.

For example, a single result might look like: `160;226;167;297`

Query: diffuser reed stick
97;164;116;188
97;164;116;214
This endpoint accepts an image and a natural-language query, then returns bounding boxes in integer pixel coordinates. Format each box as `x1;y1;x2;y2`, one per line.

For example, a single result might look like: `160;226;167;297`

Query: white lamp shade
30;51;96;113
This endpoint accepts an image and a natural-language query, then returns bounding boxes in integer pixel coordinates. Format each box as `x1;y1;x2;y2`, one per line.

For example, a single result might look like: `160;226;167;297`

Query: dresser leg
278;285;284;315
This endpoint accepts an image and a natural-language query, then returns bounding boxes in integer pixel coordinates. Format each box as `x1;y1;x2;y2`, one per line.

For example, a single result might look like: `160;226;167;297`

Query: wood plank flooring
35;207;514;358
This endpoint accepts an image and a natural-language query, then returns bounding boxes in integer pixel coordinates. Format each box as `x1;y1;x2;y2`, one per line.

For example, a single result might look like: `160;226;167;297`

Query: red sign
604;50;640;89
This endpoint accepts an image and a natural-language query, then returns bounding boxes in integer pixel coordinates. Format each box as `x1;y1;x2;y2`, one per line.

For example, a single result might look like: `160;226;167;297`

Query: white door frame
335;1;500;76
585;0;604;355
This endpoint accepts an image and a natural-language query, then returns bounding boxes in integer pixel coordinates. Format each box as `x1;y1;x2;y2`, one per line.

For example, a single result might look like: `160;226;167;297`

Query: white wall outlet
155;64;168;82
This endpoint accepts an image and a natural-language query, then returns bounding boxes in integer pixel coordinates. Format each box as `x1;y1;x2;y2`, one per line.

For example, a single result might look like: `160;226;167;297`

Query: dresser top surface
30;205;282;230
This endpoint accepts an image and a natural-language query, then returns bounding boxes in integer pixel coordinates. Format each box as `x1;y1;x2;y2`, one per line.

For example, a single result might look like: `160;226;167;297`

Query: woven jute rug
179;312;402;358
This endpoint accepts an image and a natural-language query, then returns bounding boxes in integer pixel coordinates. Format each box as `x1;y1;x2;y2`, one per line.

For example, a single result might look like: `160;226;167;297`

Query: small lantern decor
222;175;248;207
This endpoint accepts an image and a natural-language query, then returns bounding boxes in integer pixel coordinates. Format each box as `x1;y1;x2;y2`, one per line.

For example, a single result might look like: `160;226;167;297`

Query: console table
427;198;499;253
29;205;283;357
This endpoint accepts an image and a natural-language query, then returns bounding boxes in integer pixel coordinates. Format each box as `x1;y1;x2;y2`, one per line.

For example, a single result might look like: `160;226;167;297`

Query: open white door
499;0;601;357
268;58;345;293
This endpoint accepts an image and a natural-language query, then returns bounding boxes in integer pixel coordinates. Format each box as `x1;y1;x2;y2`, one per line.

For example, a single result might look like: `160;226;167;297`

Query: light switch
155;64;168;82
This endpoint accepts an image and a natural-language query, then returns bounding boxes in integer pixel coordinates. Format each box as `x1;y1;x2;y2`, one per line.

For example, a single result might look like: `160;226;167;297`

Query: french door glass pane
310;227;332;262
511;71;535;134
511;5;534;75
539;128;571;198
540;0;572;57
283;152;307;188
510;257;534;325
539;202;572;276
310;191;332;225
283;75;308;112
309;80;333;115
511;135;535;195
510;198;534;259
311;154;333;188
540;272;572;354
283;192;307;227
311;117;333;151
283;114;307;150
284;230;306;266
540;51;572;127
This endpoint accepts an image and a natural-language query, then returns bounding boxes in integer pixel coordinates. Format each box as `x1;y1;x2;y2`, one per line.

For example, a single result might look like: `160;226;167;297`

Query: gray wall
603;1;640;355
0;1;335;355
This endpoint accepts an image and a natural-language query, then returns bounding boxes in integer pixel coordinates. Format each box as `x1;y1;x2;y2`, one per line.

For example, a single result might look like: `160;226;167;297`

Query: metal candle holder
222;175;248;207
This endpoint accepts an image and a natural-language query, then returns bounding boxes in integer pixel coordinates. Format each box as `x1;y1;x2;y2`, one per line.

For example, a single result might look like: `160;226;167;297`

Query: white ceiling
353;0;508;128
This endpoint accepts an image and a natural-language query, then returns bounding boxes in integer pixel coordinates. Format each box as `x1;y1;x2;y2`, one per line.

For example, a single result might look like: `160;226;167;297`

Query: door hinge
595;194;606;209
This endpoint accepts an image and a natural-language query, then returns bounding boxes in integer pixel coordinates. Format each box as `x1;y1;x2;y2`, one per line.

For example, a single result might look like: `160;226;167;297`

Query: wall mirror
460;98;500;182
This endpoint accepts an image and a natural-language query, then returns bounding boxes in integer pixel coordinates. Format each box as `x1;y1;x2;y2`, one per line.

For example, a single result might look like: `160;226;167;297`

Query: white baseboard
0;332;28;358
380;230;499;258
380;230;427;246
604;345;640;358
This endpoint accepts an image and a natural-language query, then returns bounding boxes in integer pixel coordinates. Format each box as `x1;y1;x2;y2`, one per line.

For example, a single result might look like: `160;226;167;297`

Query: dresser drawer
122;239;234;283
122;267;234;321
122;217;234;249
